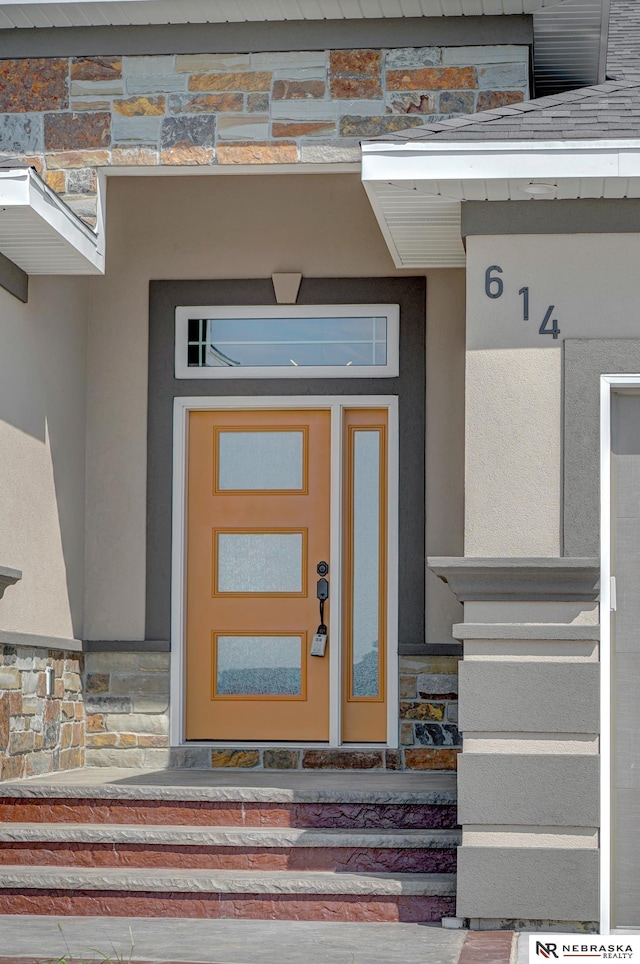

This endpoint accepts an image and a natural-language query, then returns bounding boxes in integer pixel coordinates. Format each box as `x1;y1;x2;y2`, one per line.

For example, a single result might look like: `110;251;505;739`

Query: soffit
0;1;562;29
362;140;640;267
0;167;103;274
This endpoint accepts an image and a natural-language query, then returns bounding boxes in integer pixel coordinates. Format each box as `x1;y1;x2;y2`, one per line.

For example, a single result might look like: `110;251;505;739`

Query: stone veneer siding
0;645;85;780
0;46;529;225
83;652;460;771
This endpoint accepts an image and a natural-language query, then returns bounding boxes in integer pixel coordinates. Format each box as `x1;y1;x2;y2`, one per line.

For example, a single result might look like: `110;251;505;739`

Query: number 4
539;305;560;340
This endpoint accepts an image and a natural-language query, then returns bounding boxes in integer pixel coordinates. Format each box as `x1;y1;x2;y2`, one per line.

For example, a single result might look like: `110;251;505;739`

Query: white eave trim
0;167;104;275
0;0;561;28
361;139;640;183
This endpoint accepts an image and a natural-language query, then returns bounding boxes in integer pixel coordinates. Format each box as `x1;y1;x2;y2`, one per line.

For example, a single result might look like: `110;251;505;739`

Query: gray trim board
147;277;426;655
452;622;600;640
0;16;532;58
428;556;600;601
0;629;82;653
0;252;27;304
83;639;170;653
564;339;640;556
0;564;21;599
403;642;463;656
462;199;640;238
0;633;171;653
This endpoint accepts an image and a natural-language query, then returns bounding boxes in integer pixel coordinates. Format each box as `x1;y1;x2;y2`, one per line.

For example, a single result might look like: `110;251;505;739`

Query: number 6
485;265;503;299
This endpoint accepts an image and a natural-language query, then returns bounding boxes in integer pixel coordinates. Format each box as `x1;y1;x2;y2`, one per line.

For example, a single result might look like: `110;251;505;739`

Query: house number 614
484;265;561;340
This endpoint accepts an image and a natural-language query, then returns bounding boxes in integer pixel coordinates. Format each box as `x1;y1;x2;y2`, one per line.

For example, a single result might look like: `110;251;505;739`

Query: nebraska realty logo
529;936;640;961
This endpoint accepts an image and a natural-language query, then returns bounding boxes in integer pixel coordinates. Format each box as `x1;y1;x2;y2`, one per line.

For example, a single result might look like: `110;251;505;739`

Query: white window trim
174;304;400;379
171;394;399;749
599;374;640;934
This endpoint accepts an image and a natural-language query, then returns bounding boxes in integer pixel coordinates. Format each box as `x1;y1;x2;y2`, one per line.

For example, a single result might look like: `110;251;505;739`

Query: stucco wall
0;276;89;639
83;172;466;642
465;233;640;556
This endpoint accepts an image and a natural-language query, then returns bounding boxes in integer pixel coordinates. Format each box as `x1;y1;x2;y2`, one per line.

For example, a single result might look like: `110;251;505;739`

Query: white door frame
170;394;399;749
599;373;640;934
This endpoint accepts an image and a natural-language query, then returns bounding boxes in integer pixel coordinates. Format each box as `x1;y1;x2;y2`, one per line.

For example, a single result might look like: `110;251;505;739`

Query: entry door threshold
184;742;393;749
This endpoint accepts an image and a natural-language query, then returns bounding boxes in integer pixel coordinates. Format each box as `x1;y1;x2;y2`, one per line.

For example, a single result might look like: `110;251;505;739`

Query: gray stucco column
429;557;600;929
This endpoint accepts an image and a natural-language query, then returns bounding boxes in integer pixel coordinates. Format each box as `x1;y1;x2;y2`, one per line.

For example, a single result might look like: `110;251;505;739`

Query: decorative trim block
0;567;21;600
428;557;600;602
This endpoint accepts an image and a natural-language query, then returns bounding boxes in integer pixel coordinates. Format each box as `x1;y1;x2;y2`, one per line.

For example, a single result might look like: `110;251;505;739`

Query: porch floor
0;767;456;802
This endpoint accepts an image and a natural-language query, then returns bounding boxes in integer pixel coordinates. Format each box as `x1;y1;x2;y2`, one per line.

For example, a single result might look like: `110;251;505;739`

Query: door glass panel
218;430;303;490
215;635;302;696
352;431;380;697
216;532;303;593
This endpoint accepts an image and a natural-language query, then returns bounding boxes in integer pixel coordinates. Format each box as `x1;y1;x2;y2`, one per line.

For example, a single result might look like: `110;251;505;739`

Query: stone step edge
0;867;456;897
0;824;462;849
0;773;456;806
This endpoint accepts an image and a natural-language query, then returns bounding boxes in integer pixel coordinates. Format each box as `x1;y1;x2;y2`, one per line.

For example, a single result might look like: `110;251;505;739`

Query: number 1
518;286;529;321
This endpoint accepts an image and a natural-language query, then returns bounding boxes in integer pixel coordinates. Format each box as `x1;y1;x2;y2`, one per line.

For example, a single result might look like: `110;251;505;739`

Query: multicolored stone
44;112;111;151
0;59;68;113
329;49;383;99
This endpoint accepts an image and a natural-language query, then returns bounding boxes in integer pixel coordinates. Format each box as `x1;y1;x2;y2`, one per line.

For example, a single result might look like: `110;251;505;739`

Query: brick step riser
0;843;457;874
0;890;457;923
0;799;458;830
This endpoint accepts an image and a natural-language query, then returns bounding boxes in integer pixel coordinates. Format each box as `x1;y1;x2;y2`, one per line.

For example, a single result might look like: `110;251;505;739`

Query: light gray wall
465;232;640;557
0;276;89;638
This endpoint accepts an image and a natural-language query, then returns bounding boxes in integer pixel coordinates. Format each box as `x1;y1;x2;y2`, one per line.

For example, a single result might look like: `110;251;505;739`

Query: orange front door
185;409;331;741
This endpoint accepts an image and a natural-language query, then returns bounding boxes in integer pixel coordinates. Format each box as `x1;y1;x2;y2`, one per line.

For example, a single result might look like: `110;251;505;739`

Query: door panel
342;409;388;743
186;409;331;741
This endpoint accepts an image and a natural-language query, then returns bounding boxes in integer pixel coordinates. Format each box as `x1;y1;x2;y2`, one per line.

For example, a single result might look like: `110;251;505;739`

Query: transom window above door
174;305;399;379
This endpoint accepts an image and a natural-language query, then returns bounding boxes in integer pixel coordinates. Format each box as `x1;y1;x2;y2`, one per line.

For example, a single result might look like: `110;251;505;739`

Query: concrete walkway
0;917;517;964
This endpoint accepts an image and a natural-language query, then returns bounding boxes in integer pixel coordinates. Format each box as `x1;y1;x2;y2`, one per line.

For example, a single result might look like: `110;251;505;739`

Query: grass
33;923;136;964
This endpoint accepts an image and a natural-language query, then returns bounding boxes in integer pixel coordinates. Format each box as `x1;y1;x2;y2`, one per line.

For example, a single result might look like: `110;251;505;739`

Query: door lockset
311;561;329;657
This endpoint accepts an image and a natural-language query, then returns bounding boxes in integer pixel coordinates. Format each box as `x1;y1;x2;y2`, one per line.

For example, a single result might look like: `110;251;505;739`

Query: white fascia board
0;0;559;23
362;140;640;188
0;168;104;274
0;0;555;9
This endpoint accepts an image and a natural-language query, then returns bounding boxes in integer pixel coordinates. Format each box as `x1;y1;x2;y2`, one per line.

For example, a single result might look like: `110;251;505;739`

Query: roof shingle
367;0;640;144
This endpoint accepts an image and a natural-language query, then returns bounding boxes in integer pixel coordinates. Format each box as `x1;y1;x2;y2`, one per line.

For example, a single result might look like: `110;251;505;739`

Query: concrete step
0;865;457;922
0;823;461;847
0;778;458;829
0;773;459;922
0;823;460;873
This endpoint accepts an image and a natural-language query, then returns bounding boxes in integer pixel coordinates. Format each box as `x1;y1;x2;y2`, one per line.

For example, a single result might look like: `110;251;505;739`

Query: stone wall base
83;744;460;770
0;645;85;780
82;652;460;771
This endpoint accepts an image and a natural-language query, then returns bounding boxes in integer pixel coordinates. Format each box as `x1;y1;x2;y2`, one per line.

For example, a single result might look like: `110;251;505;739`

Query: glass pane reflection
187;316;388;368
216;636;302;696
217;532;303;593
351;431;381;698
218;431;303;490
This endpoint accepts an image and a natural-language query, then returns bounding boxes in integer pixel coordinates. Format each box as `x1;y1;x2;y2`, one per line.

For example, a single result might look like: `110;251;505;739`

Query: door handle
311;561;329;657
